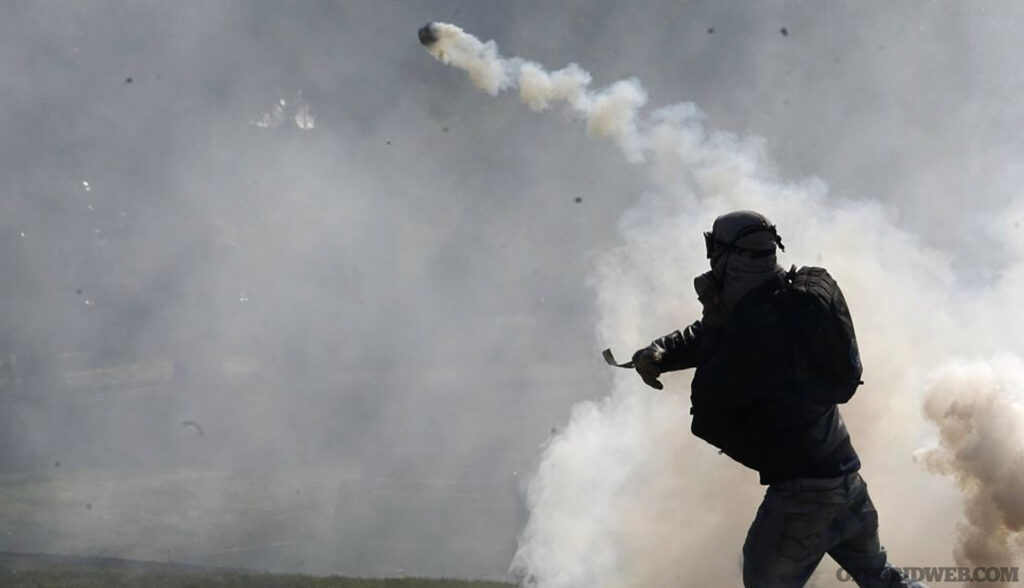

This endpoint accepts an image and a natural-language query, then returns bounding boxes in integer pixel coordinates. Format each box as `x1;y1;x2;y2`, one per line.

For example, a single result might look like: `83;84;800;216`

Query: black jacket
657;273;860;485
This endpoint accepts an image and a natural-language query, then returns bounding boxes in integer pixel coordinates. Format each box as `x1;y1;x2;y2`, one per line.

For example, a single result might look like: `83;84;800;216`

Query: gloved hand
632;343;666;390
694;271;726;327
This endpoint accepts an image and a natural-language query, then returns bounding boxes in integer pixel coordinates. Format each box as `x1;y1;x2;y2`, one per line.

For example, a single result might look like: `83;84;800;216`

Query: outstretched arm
655;320;705;371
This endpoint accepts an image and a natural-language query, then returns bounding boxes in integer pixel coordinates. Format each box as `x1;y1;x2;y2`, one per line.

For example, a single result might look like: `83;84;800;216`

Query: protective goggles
704;225;785;259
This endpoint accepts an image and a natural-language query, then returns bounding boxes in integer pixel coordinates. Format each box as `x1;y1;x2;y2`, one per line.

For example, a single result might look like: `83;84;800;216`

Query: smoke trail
421;22;647;161
421;22;513;97
916;357;1024;581
423;22;1024;587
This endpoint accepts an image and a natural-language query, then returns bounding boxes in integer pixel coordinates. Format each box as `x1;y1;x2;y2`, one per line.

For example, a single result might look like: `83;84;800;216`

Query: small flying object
181;420;205;437
418;22;438;46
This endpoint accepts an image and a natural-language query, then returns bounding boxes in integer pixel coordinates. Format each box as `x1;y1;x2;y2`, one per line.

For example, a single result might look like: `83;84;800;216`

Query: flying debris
181;420;205;437
418;22;438;46
293;104;315;130
251;93;315;130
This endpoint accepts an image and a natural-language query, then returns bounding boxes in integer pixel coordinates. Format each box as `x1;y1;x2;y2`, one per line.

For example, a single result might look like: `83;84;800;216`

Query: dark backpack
779;266;863;405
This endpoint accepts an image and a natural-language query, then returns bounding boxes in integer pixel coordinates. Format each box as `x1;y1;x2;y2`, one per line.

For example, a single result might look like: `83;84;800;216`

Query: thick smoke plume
424;22;1024;587
917;357;1024;578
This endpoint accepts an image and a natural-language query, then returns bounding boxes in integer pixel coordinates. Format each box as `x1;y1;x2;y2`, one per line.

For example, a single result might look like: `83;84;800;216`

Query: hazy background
1;1;1022;584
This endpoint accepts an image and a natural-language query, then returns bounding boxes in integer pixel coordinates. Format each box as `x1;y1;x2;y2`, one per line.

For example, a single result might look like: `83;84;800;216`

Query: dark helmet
704;210;785;259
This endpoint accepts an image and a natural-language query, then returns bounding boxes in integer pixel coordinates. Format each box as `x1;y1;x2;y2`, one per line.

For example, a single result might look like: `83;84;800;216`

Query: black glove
694;271;726;327
631;342;666;390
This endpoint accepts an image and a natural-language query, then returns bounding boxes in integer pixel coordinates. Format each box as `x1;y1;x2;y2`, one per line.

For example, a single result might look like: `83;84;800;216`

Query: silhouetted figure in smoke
630;211;925;588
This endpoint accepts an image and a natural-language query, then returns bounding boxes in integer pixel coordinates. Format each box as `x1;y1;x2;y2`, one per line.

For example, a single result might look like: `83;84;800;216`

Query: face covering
693;270;726;327
710;248;784;311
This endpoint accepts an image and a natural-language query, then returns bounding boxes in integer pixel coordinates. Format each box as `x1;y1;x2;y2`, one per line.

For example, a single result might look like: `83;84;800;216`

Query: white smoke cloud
917;357;1024;580
424;22;647;158
426;22;1024;587
424;23;511;96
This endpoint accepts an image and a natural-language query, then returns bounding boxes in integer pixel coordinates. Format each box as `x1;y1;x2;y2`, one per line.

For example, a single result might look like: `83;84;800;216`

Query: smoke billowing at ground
422;16;1024;588
918;359;1024;575
2;2;1024;586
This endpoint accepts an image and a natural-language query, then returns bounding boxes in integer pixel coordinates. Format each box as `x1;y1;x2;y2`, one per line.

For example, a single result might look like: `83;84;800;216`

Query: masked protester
631;211;926;588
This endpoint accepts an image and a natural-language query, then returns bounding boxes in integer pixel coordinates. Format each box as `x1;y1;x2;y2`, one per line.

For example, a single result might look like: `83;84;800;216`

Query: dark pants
742;473;924;588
